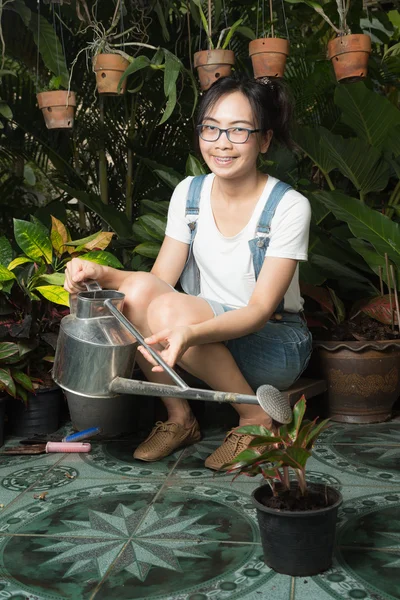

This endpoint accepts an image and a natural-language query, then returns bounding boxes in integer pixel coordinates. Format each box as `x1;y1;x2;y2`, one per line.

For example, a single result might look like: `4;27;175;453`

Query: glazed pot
36;91;76;129
313;340;400;423
249;38;289;78
327;34;371;82
193;49;235;91
252;482;342;576
93;53;130;95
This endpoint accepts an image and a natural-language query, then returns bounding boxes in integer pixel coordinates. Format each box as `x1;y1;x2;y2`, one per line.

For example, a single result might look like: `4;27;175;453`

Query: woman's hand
64;258;105;293
137;325;193;372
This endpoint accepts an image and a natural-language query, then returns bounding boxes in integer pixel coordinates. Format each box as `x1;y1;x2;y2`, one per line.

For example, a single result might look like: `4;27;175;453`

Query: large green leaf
117;55;151;92
335;83;400;150
158;83;177;125
30;13;69;89
140;199;169;217
163;49;181;98
0;342;19;361
36;285;69;306
81;252;124;269
36;273;65;286
133;242;161;259
138;214;167;241
313;190;400;267
186;154;207;177
320;128;390;195
0;368;16;397
0;236;12;267
349;239;397;289
13;219;52;264
0;264;16;282
293;126;336;176
11;370;35;393
58;186;131;238
142;159;183;190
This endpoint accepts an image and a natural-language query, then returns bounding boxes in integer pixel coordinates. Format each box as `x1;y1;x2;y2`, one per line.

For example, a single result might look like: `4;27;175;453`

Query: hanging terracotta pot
93;53;130;95
327;34;371;83
193;49;235;91
249;38;289;78
36;90;76;129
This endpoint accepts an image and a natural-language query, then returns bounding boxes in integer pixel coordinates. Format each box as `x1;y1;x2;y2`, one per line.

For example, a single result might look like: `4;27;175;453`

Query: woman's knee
147;293;213;331
119;272;171;315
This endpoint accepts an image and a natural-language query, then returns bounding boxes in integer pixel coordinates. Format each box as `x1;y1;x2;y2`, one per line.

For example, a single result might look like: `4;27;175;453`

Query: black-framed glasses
196;124;261;144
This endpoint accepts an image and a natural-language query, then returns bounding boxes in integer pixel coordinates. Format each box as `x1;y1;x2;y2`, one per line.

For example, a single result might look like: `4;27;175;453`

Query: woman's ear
260;130;273;154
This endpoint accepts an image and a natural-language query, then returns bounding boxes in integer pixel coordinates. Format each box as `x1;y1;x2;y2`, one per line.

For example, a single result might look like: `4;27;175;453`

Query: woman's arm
151;236;189;287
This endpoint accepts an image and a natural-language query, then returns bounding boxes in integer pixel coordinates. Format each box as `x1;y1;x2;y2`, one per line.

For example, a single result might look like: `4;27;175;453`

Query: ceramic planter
36;90;76;129
193;49;235;91
313;340;400;423
327;34;371;82
252;482;342;576
249;38;289;78
93;53;130;95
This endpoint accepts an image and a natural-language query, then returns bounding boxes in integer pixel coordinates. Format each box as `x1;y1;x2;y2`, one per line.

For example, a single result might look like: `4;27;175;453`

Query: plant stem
98;96;109;227
73;137;86;230
125;96;137;223
269;0;274;38
323;171;335;191
385;253;394;330
111;42;158;50
283;466;290;490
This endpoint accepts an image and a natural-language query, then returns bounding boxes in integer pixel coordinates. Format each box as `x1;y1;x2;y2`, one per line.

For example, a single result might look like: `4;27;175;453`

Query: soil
315;314;400;342
260;489;332;511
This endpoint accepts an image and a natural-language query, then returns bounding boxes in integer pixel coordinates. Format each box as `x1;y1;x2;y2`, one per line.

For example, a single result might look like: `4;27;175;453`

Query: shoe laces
224;430;254;454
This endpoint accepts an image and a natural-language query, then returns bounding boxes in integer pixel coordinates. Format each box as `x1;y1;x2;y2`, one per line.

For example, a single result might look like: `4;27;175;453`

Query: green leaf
35;285;69;306
335;83;400;150
293;126;336;176
235;424;273;436
236;26;256;40
36;273;65;286
138;214;167;241
142;159;183;190
313;190;400;267
30;13;69;89
23;164;36;186
0;368;16;397
186;154;207;177
163;49;181;98
286;397;306;441
140;199;169;217
158;83;177;125
58;185;132;238
349;239;393;288
11;370;35;393
0;264;16;282
8;257;34;270
10;0;31;26
220;18;243;50
81;252;123;269
132;222;158;243
0;342;19;362
133;242;161;259
305;418;330;447
117;55;151;92
320;128;390;195
0;100;12;119
13;219;52;263
0;236;12;267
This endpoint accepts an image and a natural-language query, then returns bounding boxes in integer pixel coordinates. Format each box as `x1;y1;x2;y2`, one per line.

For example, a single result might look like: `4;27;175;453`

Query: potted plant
302;283;400;423
224;397;342;576
290;0;371;82
192;0;242;90
249;36;289;79
0;215;123;435
36;75;76;130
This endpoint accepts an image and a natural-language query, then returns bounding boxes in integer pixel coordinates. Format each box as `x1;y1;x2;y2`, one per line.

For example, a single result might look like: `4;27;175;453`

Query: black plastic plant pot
0;396;6;447
6;387;63;436
252;482;342;576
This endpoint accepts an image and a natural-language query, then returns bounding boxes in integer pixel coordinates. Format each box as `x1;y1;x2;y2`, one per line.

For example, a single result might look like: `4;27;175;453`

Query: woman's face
198;91;271;181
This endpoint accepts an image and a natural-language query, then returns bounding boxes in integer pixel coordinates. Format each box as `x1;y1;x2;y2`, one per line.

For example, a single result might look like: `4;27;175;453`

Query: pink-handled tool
46;442;91;453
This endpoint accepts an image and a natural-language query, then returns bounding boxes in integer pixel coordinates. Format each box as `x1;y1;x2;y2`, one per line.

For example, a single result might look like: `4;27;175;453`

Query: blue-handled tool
62;427;102;443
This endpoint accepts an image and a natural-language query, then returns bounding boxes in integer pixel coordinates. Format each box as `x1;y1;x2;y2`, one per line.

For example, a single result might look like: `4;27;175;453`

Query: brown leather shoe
133;420;201;462
205;428;267;471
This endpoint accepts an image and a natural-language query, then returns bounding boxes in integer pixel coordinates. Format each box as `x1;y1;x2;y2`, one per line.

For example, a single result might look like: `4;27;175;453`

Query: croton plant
0;216;123;401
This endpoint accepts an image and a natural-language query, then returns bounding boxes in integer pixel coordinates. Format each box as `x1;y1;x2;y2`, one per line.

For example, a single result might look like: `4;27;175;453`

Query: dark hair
195;75;293;151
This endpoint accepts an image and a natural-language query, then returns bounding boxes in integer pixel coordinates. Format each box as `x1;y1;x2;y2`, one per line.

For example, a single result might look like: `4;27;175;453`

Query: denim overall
178;175;312;390
180;174;290;315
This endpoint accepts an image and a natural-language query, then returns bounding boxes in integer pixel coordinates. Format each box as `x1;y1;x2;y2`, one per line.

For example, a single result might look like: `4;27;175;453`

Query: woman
64;75;312;470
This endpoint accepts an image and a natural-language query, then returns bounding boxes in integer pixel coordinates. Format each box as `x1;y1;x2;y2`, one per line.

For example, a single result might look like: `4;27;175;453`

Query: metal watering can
53;282;293;424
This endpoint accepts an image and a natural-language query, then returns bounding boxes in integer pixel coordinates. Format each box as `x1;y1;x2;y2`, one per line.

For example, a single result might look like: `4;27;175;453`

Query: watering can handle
69;280;102;314
104;298;188;390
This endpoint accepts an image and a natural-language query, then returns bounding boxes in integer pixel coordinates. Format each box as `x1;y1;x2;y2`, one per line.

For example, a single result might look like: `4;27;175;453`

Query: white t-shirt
165;174;311;312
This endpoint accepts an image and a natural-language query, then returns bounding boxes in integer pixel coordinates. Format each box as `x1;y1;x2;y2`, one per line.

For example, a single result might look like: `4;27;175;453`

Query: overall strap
185;175;207;220
256;180;292;243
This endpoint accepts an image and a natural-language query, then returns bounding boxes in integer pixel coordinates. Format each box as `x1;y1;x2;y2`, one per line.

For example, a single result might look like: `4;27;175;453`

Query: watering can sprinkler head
256;385;293;424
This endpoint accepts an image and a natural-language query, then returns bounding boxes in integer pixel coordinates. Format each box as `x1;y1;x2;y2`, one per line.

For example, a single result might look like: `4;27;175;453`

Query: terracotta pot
249;38;289;78
313;340;400;423
193;49;235;91
327;34;371;82
36;90;76;129
93;53;130;95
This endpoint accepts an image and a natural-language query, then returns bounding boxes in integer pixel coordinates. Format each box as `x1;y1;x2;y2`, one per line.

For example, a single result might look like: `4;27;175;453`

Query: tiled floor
0;417;399;600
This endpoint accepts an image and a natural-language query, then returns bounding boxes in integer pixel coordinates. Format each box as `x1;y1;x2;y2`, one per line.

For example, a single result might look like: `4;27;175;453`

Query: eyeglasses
196;124;261;144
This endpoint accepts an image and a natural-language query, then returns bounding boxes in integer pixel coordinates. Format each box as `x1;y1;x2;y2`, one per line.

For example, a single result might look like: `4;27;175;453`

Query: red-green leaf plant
223;397;330;496
0;341;36;404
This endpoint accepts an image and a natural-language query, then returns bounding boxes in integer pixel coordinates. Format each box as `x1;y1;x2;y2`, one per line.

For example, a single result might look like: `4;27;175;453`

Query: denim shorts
203;298;313;392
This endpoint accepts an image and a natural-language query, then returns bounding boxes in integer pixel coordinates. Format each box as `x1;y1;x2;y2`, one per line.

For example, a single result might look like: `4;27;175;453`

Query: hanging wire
262;0;265;38
256;0;260;39
365;5;373;37
269;0;274;37
120;0;125;51
58;3;66;61
36;0;40;90
52;3;60;76
280;0;290;41
222;0;229;48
